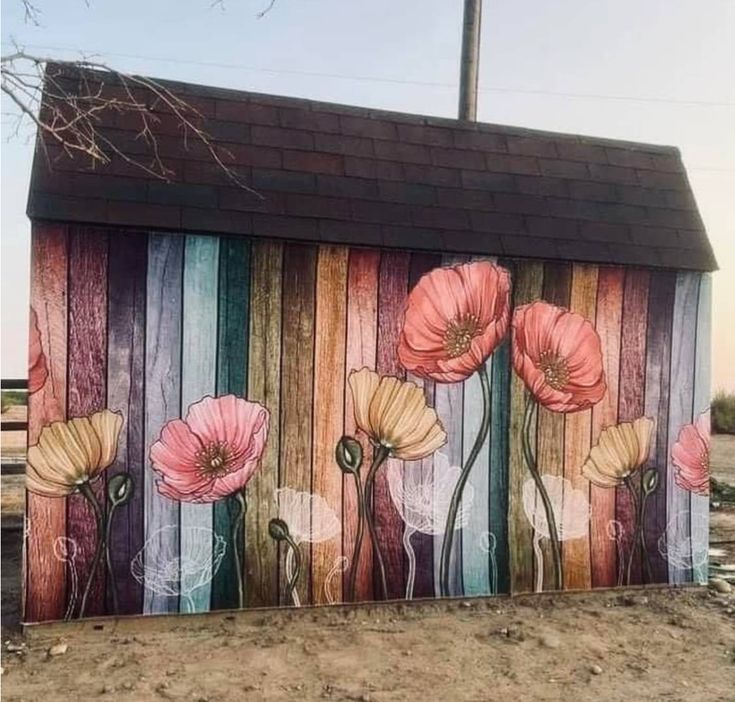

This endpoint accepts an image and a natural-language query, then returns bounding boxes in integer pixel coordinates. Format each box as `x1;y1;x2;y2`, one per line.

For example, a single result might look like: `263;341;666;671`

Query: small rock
709;578;733;594
123;682;134;691
460;601;473;608
540;635;561;649
0;666;4;676
47;642;68;657
6;642;25;653
590;664;603;676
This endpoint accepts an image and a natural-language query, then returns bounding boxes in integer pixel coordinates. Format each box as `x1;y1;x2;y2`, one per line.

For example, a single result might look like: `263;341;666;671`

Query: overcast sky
2;0;733;391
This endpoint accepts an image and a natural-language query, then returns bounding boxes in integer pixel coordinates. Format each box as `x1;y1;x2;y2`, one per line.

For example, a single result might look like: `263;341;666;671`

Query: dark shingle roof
27;64;717;271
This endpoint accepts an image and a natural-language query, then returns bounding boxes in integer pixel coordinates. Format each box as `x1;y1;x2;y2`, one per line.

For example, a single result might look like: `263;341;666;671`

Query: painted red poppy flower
28;307;48;395
511;300;606;413
151;395;269;503
397;261;511;383
672;412;710;496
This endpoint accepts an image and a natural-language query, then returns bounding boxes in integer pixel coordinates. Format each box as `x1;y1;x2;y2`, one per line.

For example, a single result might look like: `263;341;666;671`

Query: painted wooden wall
24;225;711;622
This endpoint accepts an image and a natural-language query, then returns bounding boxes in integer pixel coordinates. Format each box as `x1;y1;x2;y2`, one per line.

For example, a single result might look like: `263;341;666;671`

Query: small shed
24;65;716;623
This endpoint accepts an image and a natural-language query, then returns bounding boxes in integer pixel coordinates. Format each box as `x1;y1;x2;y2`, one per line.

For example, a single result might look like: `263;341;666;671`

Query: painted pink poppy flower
151;395;269;503
397;261;511;383
512;300;606;413
28;307;48;395
672;412;710;496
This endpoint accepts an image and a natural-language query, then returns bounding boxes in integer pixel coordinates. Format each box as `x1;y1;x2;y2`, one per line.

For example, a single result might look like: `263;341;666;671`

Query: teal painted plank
666;272;699;585
212;238;251;610
691;273;711;584
180;235;219;613
489;333;511;595
144;234;184;614
461;256;496;596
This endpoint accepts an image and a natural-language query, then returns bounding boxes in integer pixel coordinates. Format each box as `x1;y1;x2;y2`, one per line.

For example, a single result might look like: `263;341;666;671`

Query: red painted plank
374;251;411;600
343;248;380;602
590;267;624;588
67;228;109;617
25;224;68;623
615;269;650;586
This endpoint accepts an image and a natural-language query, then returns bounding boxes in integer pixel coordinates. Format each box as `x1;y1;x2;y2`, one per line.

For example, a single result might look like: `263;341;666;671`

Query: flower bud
108;472;134;506
335;435;363;475
268;517;290;542
642;468;659;497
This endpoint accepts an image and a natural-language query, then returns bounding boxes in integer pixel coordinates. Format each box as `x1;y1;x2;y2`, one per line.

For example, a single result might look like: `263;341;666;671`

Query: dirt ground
1;434;734;701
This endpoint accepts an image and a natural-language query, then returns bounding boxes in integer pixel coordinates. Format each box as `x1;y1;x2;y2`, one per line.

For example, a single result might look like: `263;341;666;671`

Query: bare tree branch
256;0;278;19
1;48;261;196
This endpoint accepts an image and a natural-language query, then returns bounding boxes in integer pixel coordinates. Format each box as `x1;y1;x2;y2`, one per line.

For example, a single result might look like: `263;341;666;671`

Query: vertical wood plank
405;252;442;599
246;240;283;607
563;264;598;591
107;232;147;615
460;256;498;596
536;263;571;589
616;269;650;586
691;273;711;584
666;272;699;584
312;245;348;604
279;243;316;604
67;228;108;617
180;235;219;612
343;248;380;602
590;267;624;588
489;261;512;596
212;238;250;610
508;261;544;594
432;255;467;597
144;234;183;614
643;271;676;584
25;224;68;623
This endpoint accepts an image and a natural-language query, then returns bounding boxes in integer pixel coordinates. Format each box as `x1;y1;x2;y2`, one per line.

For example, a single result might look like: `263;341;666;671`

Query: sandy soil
1;434;734;701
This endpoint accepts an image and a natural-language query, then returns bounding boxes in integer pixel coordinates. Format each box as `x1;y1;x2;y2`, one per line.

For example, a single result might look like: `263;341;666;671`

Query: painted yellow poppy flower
348;367;446;461
26;409;124;497
582;416;654;488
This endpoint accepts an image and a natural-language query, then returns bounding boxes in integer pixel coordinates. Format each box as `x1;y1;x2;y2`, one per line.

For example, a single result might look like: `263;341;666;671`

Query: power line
16;42;735;109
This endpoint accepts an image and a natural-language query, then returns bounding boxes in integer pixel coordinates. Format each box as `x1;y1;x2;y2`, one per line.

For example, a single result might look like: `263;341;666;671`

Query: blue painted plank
180;235;219;612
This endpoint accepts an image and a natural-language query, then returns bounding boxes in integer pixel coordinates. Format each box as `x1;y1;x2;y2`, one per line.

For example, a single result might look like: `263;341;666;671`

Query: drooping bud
268;517;290;542
335;435;363;475
108;473;134;507
642;468;659;497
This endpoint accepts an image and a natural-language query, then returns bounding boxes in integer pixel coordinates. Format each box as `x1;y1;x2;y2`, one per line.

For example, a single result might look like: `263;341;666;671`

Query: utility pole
458;0;482;121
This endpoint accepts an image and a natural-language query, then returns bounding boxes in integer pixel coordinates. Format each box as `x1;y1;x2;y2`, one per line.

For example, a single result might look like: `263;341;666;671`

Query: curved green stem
231;490;247;609
104;503;119;614
364;445;391;600
348;470;365;603
402;526;417;600
624;477;640;586
440;363;492;597
521;394;563;590
284;536;302;606
78;481;105;619
640;491;653;583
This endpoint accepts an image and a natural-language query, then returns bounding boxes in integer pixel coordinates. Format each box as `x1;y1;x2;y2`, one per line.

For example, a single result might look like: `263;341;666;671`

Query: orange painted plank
562;264;598;591
279;243;317;604
343;248;379;602
25;224;68;623
311;245;348;605
245;240;283;608
590;267;624;588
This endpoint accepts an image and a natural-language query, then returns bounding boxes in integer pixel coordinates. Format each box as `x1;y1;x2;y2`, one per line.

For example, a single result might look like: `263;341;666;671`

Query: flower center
444;313;481;359
537;349;570;390
196;441;234;478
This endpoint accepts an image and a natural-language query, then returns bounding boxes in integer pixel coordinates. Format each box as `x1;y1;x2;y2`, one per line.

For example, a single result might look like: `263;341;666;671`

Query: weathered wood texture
312;246;348;605
246;240;283;608
106;232;147;615
67;228;109;617
26;224;68;623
